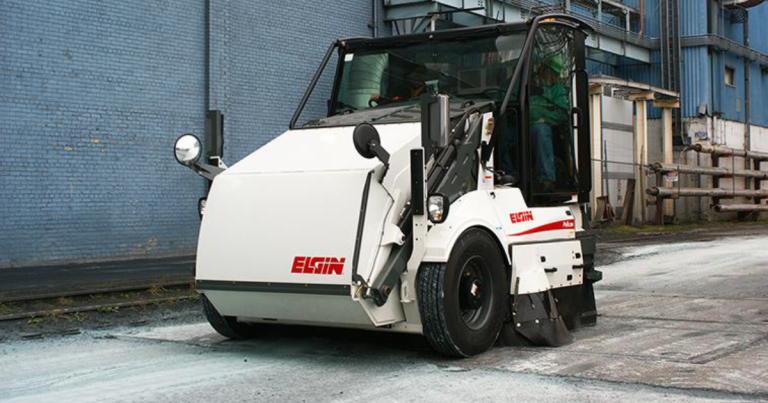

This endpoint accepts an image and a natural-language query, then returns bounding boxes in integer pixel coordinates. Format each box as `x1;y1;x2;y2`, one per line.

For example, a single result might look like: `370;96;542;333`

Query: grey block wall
208;1;373;161
0;0;375;268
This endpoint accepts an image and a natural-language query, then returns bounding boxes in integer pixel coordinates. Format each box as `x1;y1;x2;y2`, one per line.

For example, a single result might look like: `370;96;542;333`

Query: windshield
305;32;527;128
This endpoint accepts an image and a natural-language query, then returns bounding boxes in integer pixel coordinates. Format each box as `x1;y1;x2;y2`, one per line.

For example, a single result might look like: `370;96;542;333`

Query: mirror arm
191;161;225;181
368;141;390;181
368;141;390;168
208;155;228;169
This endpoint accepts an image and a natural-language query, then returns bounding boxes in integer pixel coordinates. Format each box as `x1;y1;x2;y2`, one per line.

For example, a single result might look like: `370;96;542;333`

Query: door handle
571;107;582;131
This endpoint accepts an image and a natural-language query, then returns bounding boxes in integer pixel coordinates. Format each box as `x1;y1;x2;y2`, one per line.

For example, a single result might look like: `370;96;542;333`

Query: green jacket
529;83;569;125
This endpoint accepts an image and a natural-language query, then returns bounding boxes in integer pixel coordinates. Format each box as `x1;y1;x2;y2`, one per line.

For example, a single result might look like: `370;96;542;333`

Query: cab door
519;24;590;206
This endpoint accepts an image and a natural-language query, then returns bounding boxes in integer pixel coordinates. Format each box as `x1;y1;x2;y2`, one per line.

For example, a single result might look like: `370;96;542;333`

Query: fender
422;190;510;264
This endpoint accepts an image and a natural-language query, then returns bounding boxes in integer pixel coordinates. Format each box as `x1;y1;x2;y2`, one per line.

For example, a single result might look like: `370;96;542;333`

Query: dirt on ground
0;292;202;343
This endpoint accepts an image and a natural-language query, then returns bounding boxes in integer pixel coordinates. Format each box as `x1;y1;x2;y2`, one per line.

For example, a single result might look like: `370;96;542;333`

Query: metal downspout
204;0;211;193
743;11;751;170
205;0;211;110
708;0;720;117
372;0;379;38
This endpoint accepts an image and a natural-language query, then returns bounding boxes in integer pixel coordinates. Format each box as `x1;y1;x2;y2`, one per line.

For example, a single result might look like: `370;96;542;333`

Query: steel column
631;94;652;224
589;91;603;221
661;107;674;218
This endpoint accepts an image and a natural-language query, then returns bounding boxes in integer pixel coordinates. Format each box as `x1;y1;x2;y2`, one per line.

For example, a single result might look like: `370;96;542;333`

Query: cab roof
338;13;592;52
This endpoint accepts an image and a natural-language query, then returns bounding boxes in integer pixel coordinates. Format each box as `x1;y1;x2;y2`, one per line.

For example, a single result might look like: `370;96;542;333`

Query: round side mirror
174;134;201;166
352;123;380;159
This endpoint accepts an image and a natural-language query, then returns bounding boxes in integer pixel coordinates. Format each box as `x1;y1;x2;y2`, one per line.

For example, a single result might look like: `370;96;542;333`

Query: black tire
418;228;507;357
201;294;259;339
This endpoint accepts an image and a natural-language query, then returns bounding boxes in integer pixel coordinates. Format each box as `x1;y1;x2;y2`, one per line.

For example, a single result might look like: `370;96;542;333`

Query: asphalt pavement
1;234;767;402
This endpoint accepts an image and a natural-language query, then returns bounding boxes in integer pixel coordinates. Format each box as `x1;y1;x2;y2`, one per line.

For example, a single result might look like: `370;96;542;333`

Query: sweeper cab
174;14;602;357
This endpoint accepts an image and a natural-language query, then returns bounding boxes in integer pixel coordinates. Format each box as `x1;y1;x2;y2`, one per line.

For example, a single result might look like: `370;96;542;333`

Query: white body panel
511;240;584;295
198;170;371;286
422;190;511;263
198;123;421;285
225;123;418;174
197;123;420;328
205;290;371;326
422;187;578;262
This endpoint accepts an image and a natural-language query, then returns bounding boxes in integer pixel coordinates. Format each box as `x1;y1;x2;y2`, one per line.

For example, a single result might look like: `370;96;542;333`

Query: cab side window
528;26;578;197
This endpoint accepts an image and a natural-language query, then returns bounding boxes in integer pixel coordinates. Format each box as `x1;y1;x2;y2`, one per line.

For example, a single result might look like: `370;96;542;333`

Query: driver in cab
369;64;429;106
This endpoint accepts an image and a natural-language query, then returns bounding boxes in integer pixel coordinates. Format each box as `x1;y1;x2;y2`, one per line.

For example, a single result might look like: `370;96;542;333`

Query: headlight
427;194;450;224
174;134;202;166
198;197;207;219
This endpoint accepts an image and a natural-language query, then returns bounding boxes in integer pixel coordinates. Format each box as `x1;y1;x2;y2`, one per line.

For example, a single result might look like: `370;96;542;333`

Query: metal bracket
192;161;225;181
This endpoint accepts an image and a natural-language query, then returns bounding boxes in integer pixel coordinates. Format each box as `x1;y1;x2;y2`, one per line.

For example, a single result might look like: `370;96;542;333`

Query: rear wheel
418;228;507;357
201;294;259;339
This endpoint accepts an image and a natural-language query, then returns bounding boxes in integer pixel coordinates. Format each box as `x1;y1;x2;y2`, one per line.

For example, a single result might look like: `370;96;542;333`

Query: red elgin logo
291;256;346;275
510;211;534;224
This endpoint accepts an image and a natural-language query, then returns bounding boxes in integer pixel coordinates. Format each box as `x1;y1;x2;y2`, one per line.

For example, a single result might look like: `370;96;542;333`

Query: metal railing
648;144;768;224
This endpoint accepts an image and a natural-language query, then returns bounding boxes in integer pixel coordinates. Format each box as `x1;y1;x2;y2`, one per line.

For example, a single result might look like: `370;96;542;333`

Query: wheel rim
456;255;493;331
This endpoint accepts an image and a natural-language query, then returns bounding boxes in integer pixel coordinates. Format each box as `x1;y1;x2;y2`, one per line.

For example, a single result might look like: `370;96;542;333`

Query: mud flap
498;268;601;346
498;289;573;347
553;272;600;329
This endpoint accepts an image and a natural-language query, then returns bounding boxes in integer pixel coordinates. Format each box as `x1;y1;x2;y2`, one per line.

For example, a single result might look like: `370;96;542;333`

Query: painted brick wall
209;1;374;162
0;0;208;268
1;0;375;268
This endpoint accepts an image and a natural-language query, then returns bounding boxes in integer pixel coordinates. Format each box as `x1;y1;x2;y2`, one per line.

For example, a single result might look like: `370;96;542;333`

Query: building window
725;66;735;87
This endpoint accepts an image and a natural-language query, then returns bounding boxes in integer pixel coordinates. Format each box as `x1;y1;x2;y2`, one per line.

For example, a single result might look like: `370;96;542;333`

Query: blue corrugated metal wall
681;47;714;118
750;4;768;54
698;2;768;124
497;0;765;124
642;1;660;38
646;0;768;123
750;63;768;127
680;0;708;36
589;0;768;125
747;3;768;126
722;53;746;121
587;60;618;76
677;1;712;119
617;52;659;88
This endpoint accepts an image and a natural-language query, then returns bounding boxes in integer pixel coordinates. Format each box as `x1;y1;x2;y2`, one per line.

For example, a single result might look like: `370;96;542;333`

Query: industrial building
384;0;768;223
2;0;767;267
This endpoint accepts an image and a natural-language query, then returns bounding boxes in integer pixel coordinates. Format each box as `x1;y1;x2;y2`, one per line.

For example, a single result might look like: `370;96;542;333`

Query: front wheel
418;229;507;357
201;294;259;339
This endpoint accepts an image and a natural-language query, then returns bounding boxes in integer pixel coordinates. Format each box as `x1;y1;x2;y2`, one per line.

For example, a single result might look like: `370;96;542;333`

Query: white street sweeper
174;14;602;357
